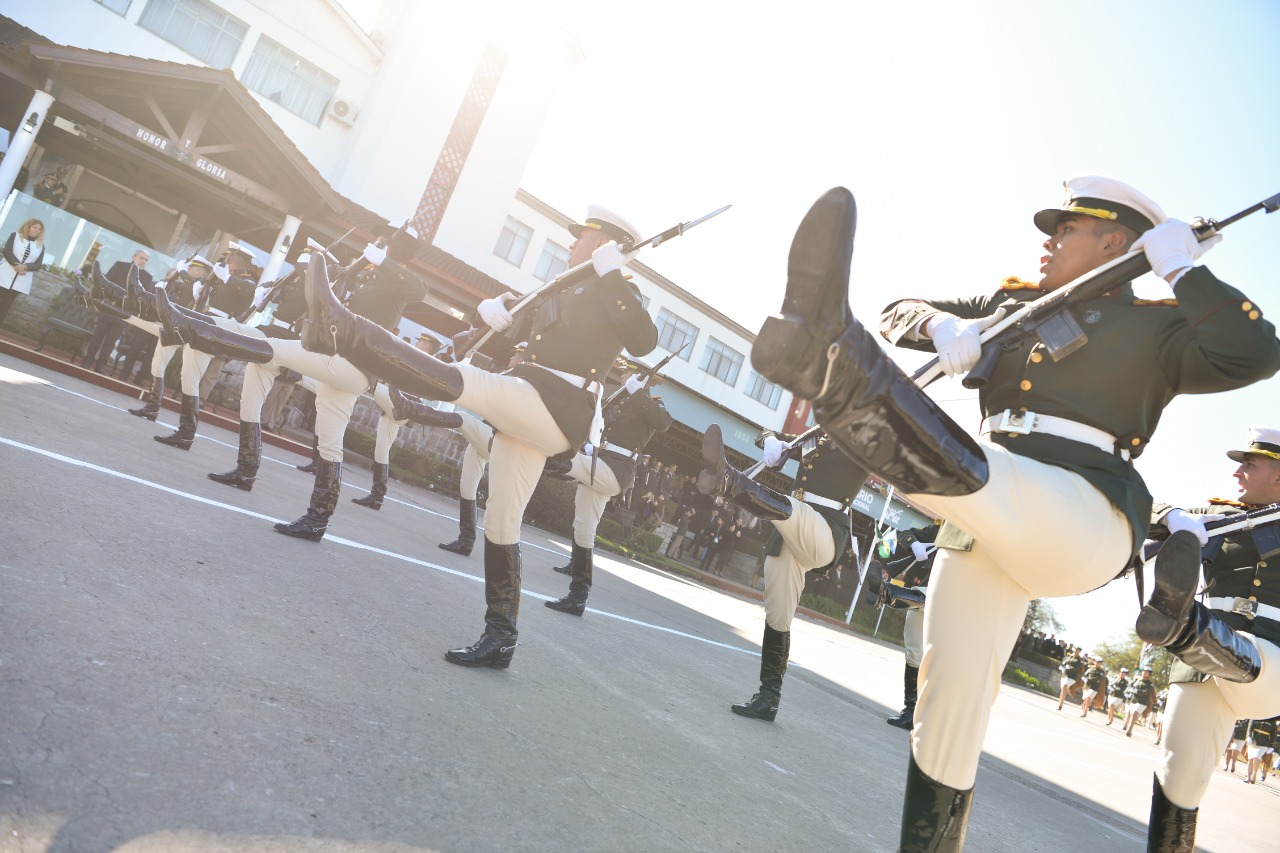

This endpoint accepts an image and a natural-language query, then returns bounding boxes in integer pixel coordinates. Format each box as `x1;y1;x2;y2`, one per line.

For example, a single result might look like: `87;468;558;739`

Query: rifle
1140;503;1280;565
910;191;1280;390
247;227;357;323
601;350;679;410
454;204;731;362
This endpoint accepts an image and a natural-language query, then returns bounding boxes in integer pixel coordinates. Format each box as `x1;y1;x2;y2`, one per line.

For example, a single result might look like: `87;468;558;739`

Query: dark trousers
0;288;20;327
116;326;157;380
84;316;126;370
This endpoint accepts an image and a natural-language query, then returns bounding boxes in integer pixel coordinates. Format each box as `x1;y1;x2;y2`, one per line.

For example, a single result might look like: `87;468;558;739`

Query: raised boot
389;387;465;429
546;543;593;616
274;457;341;541
439;498;477;556
154;393;200;449
128;375;165;420
1136;530;1203;646
900;751;974;852
1147;775;1197;852
301;259;463;400
208;422;261;491
1164;601;1262;683
885;584;928;610
697;424;793;521
752;188;987;497
124;264;158;322
352;463;389;509
89;261;132;320
445;539;520;668
731;624;789;722
297;435;319;473
887;664;919;729
155;289;275;363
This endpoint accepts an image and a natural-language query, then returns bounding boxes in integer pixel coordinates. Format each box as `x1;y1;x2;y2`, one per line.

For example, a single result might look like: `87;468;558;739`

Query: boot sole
154;436;192;450
128;411;159;420
351;499;382;509
1136;531;1202;645
438;543;474;556
730;705;778;722
444;651;512;669
208;474;254;491
273;524;325;542
545;601;585;616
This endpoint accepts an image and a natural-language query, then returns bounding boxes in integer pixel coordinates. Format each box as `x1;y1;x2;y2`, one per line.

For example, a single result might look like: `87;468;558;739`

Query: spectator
666;507;696;558
713;522;742;577
0;218;45;327
84;248;152;373
32;171;68;207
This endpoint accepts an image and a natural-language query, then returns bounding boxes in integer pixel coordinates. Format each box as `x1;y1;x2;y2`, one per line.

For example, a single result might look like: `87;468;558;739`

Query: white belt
981;409;1130;462
534;364;602;396
798;493;848;512
1204;596;1280;622
602;441;641;458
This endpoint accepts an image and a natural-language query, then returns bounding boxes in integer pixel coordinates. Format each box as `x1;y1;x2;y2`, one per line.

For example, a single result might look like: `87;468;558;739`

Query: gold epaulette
1132;298;1178;307
1000;276;1041;292
1208;498;1248;508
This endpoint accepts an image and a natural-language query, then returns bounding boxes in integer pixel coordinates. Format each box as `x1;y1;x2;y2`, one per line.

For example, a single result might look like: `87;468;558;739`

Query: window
532;239;569;282
242;36;340;125
95;0;131;14
494;216;532;266
139;0;247;67
699;337;743;386
655;307;699;361
745;371;783;409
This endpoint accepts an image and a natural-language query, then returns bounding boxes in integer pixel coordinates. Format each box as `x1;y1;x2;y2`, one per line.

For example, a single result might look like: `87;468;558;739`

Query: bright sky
350;0;1280;652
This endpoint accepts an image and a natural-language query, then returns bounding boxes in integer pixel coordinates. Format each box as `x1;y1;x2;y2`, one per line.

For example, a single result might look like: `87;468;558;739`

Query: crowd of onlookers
1014;628;1078;662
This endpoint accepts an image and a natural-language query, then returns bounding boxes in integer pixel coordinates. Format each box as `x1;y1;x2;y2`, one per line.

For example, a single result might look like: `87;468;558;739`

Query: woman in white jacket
0;218;46;326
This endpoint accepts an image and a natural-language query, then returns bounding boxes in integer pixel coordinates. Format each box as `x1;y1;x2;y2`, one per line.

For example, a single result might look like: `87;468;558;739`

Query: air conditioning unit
328;99;358;126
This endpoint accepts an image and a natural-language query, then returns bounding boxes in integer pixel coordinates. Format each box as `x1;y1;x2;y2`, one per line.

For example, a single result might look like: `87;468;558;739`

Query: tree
1094;631;1175;691
1024;598;1065;634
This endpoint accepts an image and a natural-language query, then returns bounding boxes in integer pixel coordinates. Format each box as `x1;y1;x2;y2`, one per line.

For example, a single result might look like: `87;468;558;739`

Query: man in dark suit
84;249;153;373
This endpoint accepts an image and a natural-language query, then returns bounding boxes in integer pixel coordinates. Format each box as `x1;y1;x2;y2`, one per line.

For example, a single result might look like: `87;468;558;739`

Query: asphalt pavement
2;352;1276;852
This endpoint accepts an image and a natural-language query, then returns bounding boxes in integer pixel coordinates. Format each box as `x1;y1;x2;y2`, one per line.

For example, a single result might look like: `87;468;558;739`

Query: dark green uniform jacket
1109;677;1130;698
759;430;870;573
346;257;428;333
598;389;673;492
208;272;256;318
509;270;658;448
881;268;1280;560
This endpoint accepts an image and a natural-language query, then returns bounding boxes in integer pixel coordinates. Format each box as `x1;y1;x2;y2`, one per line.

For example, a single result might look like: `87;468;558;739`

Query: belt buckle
998;409;1035;435
1231;598;1258;619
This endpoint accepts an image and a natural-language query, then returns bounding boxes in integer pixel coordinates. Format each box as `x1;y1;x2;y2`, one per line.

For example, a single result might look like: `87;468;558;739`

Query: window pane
242;36;340;125
95;0;132;14
745;371;783;409
655;307;699;361
493;216;532;266
698;336;743;385
532;239;569;282
139;0;247;68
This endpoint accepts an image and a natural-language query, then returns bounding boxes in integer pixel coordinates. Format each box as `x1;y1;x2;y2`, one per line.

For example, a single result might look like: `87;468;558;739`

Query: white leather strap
1204;596;1280;622
981;409;1130;462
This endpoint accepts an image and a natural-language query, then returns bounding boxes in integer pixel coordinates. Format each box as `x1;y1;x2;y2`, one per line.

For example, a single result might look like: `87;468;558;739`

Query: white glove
211;263;230;284
1134;220;1222;283
625;374;647;395
926;308;1007;377
296;251;313;266
592;241;625;277
762;435;786;467
581;443;594;457
911;541;931;562
477;292;516;332
361;242;388;267
1164;509;1209;547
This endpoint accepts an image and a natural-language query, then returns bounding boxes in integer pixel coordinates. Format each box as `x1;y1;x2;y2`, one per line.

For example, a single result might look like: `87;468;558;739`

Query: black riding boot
885;585;928;610
887;664;919;729
547;543;593;616
1164;601;1262;683
731;624;789;722
274;457;341;541
89;261;132;320
208;422;262;491
1147;775;1197;853
900;751;974;853
439;498;477;555
129;375;165;420
697;424;793;521
751;188;988;497
155;289;274;363
297;435;319;473
445;539;520;668
1136;530;1203;646
389;387;465;429
302;259;463;400
352;463;388;509
154;393;200;450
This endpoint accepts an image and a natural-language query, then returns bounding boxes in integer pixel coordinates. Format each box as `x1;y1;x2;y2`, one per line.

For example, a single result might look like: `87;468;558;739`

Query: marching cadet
1081;658;1107;718
1106;667;1130;726
1057;647;1085;711
880;522;942;727
545;371;672;616
1226;719;1249;774
159;227;427;543
1248;717;1277;784
90;254;214;420
153;243;267;451
299;206;658;669
697;421;868;722
1134;426;1280;849
1124;667;1158;738
746;179;1279;850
